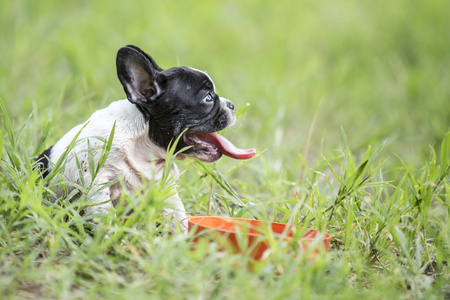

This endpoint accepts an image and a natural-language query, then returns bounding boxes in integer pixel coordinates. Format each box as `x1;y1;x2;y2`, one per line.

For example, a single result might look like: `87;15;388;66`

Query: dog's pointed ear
116;45;163;105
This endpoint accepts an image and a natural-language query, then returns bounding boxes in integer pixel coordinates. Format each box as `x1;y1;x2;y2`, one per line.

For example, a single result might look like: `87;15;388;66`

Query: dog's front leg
162;194;188;234
83;177;114;217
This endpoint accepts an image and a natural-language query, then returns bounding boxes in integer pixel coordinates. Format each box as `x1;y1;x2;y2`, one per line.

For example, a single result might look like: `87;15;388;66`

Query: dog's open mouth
183;131;256;160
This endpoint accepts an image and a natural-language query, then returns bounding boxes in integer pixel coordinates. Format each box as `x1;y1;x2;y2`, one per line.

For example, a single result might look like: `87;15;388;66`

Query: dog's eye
203;94;214;103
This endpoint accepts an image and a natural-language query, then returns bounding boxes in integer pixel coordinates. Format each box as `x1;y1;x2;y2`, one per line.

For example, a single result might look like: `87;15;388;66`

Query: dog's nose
226;100;234;110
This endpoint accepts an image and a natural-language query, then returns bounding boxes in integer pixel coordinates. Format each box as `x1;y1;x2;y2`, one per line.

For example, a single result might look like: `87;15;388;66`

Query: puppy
36;45;255;233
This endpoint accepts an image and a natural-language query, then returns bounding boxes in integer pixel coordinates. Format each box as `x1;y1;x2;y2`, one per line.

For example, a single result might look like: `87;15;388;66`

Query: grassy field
1;1;449;299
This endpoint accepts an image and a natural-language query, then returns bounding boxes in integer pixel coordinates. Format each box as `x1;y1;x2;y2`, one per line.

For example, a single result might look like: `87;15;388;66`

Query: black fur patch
35;146;53;178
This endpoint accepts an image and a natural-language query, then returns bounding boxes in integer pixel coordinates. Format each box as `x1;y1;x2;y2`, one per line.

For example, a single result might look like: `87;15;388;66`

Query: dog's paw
160;209;188;235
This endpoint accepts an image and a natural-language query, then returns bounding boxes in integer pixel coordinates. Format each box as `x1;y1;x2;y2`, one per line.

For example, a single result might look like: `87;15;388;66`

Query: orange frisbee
188;216;331;260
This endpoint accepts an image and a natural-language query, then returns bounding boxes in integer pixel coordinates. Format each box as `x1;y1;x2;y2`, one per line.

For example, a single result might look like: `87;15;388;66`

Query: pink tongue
196;132;256;160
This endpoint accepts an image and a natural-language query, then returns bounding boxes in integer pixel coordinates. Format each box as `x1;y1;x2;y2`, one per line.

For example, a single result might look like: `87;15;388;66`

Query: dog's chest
117;133;177;185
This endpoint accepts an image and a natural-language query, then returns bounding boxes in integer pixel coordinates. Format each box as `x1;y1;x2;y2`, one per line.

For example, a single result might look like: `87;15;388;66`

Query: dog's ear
116;45;163;105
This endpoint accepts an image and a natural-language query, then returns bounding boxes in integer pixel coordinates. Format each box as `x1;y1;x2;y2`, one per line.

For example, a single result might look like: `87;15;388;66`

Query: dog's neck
124;104;169;161
134;104;176;152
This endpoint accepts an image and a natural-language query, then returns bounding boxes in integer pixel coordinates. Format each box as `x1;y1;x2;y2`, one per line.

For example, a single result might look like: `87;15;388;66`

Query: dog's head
116;45;255;162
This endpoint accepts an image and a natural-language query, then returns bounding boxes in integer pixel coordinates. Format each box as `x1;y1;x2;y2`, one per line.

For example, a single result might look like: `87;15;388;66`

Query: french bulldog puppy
36;45;255;233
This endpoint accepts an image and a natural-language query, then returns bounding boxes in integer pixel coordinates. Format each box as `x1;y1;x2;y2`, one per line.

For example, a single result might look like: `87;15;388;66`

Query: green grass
1;0;449;299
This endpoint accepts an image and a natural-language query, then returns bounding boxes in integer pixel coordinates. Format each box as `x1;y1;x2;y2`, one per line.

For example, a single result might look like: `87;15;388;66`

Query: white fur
48;99;188;233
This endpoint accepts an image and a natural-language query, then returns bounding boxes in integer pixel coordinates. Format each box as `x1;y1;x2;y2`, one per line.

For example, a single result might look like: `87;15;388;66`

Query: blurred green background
1;2;449;298
1;0;449;169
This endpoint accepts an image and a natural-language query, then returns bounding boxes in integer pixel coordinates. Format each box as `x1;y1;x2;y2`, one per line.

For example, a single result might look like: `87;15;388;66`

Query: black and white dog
36;45;255;233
